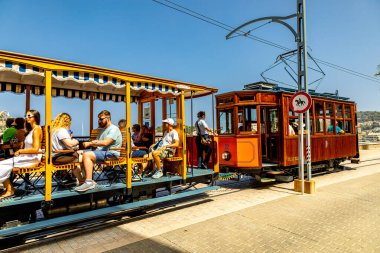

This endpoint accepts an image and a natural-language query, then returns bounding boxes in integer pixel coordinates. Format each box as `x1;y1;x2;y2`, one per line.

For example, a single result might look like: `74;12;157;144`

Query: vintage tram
216;82;359;182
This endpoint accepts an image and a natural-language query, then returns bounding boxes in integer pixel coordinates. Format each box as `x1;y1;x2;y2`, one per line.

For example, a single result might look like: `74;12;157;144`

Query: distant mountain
357;111;380;123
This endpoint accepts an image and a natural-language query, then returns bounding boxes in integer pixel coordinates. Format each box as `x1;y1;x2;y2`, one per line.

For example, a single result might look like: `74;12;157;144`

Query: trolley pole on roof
226;0;313;194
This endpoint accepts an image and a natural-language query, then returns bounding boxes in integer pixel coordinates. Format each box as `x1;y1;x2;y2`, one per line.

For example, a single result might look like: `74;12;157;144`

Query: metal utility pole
226;0;312;193
296;0;311;189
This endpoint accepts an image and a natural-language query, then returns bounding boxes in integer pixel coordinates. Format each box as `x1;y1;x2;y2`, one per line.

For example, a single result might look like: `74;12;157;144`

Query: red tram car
216;82;359;182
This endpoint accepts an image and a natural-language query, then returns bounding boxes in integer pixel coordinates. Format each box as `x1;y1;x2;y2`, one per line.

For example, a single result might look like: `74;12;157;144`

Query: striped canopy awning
0;60;183;102
0;51;218;102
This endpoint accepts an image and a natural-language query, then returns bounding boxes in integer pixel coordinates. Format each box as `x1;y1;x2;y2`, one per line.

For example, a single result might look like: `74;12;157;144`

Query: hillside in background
357;111;380;123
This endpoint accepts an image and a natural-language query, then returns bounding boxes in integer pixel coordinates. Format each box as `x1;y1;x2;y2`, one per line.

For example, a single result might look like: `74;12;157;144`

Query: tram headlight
222;151;231;161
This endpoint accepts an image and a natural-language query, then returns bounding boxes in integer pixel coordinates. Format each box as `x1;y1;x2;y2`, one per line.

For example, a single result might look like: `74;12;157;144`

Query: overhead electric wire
153;0;380;85
153;0;290;51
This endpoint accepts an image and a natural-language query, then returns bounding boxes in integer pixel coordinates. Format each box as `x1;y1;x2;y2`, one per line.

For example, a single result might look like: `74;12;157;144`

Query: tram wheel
251;174;263;188
107;193;125;206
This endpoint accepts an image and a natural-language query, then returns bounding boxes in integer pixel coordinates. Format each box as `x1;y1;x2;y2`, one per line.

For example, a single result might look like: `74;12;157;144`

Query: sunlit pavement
11;149;380;253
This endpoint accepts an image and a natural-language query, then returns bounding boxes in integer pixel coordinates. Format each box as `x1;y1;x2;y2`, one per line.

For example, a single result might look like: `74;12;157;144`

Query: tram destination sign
290;92;312;113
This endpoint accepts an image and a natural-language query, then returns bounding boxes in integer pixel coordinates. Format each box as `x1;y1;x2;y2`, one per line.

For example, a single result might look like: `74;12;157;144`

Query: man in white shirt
151;118;179;179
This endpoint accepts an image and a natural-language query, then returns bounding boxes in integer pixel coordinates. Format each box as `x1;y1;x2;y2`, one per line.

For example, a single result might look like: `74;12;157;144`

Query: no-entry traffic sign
290;92;312;113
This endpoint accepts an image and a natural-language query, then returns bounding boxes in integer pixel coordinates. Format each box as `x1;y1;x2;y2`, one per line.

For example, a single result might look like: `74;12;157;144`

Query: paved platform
6;150;380;253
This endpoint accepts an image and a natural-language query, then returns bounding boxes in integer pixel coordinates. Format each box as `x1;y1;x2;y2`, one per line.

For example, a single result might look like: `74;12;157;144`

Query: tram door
260;107;280;162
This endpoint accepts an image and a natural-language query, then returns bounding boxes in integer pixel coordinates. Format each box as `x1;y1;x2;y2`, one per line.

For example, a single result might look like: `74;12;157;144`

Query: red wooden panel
283;135;357;167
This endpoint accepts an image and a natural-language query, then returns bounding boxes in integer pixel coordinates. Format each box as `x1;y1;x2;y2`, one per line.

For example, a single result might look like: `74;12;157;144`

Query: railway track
2;156;380;252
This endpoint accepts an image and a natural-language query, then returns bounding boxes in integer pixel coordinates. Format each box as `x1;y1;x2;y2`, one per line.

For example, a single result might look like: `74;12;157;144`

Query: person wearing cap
150;118;179;179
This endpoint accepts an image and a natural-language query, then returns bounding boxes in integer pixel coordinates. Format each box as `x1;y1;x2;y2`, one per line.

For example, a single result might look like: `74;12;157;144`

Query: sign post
290;92;312;194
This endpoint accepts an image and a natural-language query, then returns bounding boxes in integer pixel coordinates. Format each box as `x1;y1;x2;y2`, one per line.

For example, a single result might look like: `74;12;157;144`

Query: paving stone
7;150;380;253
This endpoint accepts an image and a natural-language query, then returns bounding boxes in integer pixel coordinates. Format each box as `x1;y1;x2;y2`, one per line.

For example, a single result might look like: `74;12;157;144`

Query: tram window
218;97;234;105
315;102;324;116
288;118;297;135
241;106;257;133
326;103;333;117
238;111;244;131
326;119;333;133
344;105;352;119
345;120;352;133
316;118;324;133
336;104;343;118
289;108;295;116
219;109;234;134
239;95;255;101
308;119;314;134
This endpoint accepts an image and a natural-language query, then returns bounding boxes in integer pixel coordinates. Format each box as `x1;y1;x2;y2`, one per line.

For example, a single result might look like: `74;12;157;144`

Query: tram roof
0;50;217;102
218;81;352;102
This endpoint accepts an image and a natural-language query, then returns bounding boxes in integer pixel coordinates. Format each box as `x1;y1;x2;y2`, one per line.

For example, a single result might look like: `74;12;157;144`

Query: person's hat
162;118;175;126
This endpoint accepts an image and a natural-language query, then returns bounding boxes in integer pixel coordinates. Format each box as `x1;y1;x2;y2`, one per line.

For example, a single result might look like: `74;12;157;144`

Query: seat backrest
173;125;183;156
120;129;127;157
41;125;46;150
90;128;101;142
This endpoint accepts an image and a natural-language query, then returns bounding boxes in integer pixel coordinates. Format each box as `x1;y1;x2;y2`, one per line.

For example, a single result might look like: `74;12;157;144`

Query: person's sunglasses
98;117;107;121
25;114;34;119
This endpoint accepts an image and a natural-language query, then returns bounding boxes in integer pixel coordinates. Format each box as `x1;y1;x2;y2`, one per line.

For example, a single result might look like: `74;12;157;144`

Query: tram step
260;178;276;183
0;186;219;238
265;171;284;175
350;158;360;164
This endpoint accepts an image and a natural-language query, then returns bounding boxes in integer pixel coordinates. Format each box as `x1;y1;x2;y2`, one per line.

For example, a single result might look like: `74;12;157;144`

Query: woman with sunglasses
0;110;42;200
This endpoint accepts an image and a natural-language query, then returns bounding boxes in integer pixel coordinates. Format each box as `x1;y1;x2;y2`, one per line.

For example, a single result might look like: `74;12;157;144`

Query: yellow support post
213;136;219;173
126;82;132;188
44;70;53;202
180;91;187;180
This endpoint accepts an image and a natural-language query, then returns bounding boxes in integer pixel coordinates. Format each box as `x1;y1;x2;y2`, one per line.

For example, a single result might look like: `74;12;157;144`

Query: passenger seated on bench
0;110;42;200
51;113;80;165
131;140;148;182
134;125;153;149
74;110;122;192
131;124;141;144
149;118;179;179
118;119;126;131
0;118;16;144
12;118;27;144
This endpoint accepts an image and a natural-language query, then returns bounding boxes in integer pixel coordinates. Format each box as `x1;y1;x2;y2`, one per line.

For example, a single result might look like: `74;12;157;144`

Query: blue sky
1;0;380;134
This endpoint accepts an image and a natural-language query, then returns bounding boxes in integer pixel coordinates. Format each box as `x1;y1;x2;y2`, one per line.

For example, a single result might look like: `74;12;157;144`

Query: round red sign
290;92;312;113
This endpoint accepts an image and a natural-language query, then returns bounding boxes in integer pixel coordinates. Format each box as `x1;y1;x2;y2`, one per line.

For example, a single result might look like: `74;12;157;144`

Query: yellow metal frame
180;92;187;180
0;50;218;200
126;82;132;188
44;70;52;201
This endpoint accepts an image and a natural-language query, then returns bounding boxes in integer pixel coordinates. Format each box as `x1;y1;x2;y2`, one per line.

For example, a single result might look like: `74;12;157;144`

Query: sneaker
132;174;141;182
152;170;163;179
74;180;96;192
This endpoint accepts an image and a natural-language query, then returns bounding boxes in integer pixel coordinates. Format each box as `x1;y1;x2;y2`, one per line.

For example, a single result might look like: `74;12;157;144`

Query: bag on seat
52;152;78;165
